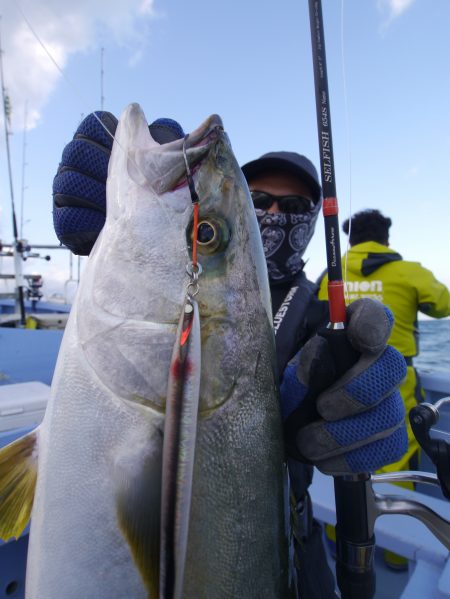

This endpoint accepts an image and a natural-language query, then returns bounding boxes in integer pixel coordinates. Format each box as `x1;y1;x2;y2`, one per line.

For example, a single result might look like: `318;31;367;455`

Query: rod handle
334;476;376;599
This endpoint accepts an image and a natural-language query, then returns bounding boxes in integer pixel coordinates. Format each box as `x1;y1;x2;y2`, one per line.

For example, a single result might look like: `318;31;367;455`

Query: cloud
377;0;415;26
0;0;157;131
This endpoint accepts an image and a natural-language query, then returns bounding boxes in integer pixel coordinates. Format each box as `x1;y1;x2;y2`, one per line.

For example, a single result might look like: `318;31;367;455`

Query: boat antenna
20;100;28;239
0;19;26;325
307;1;375;597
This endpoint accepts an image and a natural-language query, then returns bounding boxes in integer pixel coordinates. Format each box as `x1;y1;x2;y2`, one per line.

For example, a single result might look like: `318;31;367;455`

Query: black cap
241;151;321;203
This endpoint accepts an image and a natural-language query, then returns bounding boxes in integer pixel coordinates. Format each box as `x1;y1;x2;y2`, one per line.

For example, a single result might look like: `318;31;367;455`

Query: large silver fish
0;104;292;598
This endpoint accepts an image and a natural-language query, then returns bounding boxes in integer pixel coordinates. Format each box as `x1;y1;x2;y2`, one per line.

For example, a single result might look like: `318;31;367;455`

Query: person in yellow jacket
318;208;450;569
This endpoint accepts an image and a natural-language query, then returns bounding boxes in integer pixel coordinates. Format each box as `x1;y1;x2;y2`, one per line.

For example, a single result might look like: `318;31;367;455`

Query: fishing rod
307;1;376;597
0;22;26;326
20;100;28;239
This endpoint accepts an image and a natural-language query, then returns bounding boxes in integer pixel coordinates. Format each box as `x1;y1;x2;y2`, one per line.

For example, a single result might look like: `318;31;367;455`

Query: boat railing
0;241;80;314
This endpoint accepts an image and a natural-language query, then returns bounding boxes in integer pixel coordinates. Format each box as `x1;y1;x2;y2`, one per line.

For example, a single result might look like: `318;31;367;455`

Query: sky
0;0;449;307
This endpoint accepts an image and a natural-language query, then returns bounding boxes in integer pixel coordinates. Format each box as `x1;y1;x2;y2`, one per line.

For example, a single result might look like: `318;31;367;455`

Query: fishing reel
0;240;51;262
409;398;450;500
354;397;450;553
25;274;44;306
370;396;450;505
333;398;450;599
19;240;51;262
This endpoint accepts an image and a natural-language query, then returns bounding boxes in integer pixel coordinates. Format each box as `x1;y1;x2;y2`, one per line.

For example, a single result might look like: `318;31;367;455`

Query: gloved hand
281;298;408;475
52;112;185;255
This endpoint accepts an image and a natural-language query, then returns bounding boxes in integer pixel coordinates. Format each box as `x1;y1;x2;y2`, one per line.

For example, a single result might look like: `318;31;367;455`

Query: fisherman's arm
412;264;450;318
300;296;330;344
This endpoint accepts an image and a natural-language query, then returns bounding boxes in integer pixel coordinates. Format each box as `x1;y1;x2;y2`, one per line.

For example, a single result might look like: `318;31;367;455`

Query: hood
344;241;402;276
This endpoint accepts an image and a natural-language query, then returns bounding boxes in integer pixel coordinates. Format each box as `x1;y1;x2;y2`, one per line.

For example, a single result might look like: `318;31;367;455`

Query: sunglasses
250;190;315;215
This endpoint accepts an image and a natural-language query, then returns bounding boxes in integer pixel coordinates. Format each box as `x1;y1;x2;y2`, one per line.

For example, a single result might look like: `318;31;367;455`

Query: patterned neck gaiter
256;205;321;284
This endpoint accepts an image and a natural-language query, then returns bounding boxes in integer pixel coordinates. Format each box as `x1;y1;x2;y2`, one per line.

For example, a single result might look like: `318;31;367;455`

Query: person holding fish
0;109;407;598
44;110;408;598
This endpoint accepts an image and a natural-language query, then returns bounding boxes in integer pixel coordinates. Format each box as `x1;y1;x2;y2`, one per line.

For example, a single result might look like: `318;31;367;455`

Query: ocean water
413;319;450;374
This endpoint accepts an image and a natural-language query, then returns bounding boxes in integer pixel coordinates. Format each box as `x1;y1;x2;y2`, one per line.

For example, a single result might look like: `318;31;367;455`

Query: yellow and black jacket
318;241;450;471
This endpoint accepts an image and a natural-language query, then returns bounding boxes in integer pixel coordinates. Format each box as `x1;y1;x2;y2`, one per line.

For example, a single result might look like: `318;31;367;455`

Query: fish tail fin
0;429;39;541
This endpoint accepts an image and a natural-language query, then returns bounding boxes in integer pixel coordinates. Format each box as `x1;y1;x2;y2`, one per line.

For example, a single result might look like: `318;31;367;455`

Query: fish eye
188;216;230;255
197;221;216;245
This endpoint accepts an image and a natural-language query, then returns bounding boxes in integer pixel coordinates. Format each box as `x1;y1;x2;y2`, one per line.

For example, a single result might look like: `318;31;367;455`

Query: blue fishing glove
281;298;408;475
52;112;185;255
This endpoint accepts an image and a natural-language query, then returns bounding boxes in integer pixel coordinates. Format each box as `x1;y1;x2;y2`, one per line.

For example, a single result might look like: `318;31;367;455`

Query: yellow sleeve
317;272;329;300
414;265;450;318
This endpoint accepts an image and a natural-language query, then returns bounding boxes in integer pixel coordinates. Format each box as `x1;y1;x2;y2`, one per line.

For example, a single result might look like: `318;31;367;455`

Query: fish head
77;103;274;410
87;103;216;321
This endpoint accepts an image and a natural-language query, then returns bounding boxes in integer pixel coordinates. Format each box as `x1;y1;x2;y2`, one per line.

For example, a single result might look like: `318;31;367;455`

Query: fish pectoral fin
0;429;39;541
115;435;162;598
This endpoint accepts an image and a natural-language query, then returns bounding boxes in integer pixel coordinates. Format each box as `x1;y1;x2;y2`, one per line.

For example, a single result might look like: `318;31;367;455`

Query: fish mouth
169;114;224;191
184;114;224;148
128;111;224;195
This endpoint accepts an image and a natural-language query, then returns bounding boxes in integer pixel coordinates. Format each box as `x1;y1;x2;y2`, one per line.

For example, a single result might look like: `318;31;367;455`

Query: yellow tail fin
0;430;38;541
